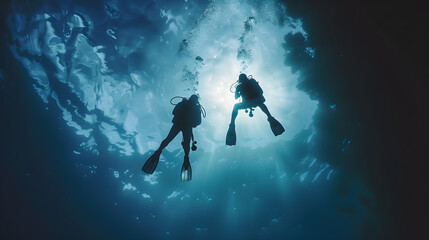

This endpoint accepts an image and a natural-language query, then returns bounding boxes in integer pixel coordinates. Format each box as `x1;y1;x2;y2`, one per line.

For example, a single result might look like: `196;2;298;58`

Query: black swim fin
181;157;192;181
226;123;236;146
142;150;161;174
268;117;285;136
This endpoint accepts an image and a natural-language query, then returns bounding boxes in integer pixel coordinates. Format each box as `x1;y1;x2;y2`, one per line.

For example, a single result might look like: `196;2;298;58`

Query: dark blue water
2;0;425;239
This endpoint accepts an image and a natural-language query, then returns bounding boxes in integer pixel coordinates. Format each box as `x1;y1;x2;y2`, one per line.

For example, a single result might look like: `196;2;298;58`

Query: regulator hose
199;104;207;118
169;96;206;118
170;96;185;105
230;81;239;93
230;74;253;93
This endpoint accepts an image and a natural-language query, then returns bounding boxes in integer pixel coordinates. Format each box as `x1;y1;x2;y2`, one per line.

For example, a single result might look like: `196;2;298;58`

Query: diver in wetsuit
142;94;203;181
226;73;285;145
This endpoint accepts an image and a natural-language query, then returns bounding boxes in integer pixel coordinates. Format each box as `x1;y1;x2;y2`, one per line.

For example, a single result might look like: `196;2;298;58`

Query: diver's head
189;94;199;103
238;73;248;83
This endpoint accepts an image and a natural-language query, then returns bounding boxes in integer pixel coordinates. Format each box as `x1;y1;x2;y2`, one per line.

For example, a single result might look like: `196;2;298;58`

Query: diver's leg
259;103;285;136
230;104;239;125
227;103;246;146
181;127;192;159
230;102;245;125
143;125;179;174
258;103;273;119
180;127;193;181
157;125;180;151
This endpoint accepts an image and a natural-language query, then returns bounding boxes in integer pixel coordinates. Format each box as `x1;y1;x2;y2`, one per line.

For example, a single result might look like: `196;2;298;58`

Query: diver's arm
235;85;241;99
173;101;183;115
195;106;202;127
257;83;263;95
253;80;263;95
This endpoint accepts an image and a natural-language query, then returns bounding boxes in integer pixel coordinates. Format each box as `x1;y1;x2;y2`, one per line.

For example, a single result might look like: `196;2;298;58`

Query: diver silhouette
226;73;285;145
142;94;205;181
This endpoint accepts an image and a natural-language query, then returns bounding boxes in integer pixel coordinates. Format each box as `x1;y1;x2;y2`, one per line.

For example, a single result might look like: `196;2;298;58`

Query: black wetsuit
158;99;201;157
230;78;272;124
235;78;265;106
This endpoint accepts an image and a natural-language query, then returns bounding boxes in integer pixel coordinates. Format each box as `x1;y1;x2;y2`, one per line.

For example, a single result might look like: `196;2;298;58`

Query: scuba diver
142;94;205;181
226;73;285;146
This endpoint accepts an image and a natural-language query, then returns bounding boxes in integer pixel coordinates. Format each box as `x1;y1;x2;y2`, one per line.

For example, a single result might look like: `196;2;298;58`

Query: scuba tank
170;95;206;151
170;96;206;118
230;74;256;117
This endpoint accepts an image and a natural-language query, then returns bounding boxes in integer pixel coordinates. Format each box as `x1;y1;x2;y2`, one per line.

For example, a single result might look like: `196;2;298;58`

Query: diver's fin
226;124;236;146
268;117;285;136
142;150;161;174
181;157;192;181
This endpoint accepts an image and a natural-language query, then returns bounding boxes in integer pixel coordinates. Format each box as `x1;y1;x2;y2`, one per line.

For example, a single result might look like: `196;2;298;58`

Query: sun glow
192;15;317;148
8;0;317;152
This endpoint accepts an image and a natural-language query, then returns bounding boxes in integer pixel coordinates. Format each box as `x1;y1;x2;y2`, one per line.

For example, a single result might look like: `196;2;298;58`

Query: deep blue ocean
1;0;426;239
